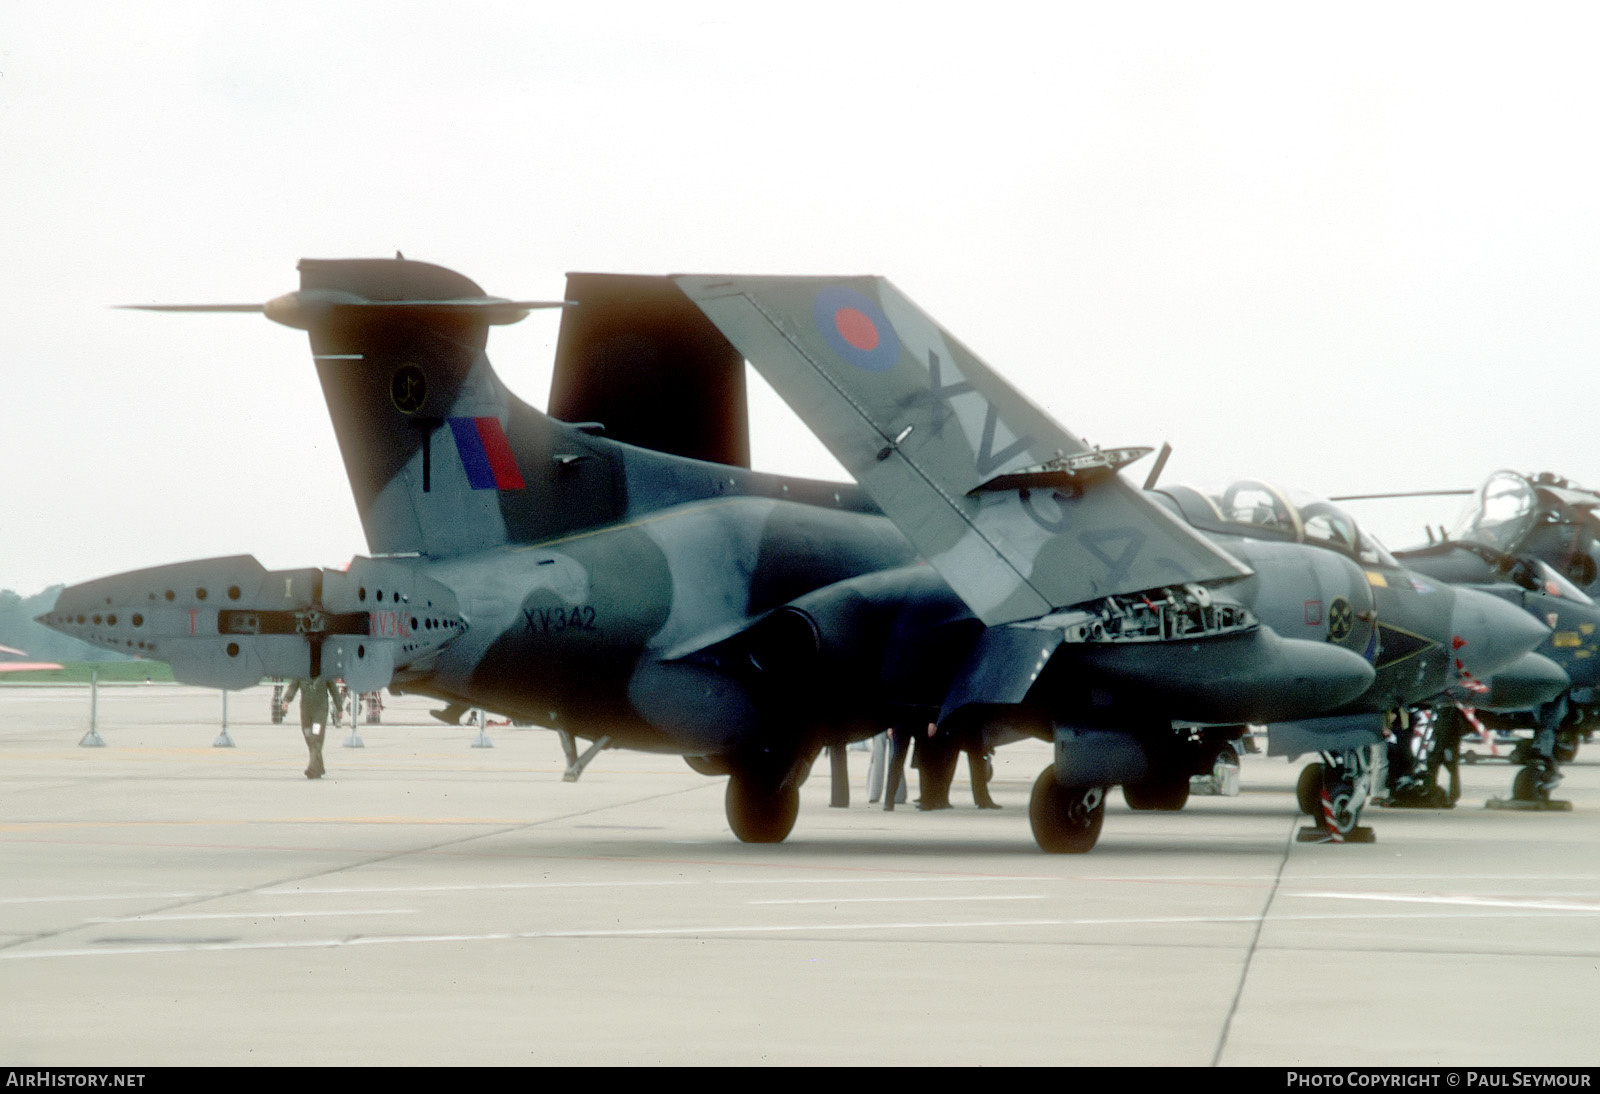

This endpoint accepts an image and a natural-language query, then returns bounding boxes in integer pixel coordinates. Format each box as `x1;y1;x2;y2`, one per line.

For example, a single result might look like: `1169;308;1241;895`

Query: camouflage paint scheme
42;260;1552;850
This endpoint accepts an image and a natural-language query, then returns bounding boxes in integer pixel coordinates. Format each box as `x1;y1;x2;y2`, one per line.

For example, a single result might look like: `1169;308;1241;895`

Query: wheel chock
1485;797;1572;811
1376;789;1454;809
1297;825;1377;843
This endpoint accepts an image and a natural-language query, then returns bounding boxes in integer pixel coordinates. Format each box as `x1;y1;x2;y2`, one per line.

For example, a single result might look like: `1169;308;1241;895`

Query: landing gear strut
1381;707;1461;809
1490;698;1572;811
1190;740;1242;798
1297;746;1377;843
558;730;610;782
1029;768;1106;853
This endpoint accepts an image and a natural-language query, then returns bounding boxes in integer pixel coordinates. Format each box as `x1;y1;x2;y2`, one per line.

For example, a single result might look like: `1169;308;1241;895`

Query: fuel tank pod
1067;624;1375;725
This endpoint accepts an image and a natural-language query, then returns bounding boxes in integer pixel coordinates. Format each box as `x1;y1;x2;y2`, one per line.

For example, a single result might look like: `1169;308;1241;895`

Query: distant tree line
0;587;136;663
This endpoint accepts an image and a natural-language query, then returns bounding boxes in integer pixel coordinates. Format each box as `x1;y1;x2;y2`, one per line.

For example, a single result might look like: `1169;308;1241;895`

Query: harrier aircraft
1380;471;1600;806
42;258;1547;851
1134;480;1566;834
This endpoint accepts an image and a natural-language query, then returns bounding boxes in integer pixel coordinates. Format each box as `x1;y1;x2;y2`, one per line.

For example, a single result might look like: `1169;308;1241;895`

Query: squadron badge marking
1328;596;1354;641
391;363;427;414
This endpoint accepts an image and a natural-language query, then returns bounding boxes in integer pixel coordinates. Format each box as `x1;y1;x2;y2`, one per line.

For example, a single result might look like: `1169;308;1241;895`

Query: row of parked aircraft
41;257;1597;851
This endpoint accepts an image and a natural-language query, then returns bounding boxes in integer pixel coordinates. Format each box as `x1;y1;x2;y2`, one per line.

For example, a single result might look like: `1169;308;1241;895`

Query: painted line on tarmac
0;890;217;905
258;880;697;896
17;873;1596;909
85;908;419;923
9;909;1600;962
749;894;1046;905
1288;890;1600;912
0;877;1010;907
718;875;1058;885
2;918;1069;960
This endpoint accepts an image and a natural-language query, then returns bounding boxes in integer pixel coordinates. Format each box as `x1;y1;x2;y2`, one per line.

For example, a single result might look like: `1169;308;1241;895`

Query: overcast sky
6;2;1600;596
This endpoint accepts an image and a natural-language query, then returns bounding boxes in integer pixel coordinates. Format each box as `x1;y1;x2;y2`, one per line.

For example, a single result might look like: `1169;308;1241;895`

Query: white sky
6;2;1600;595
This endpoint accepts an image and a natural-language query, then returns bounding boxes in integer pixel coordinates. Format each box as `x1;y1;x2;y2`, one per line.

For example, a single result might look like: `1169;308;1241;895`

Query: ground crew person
282;675;340;779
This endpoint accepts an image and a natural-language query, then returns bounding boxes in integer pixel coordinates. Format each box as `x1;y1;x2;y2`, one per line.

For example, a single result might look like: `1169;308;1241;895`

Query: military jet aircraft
670;277;1553;842
1375;470;1600;807
1137;480;1564;835
42;258;1547;852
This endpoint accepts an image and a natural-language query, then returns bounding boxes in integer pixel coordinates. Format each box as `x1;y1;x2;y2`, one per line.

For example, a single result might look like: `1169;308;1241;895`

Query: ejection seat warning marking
449;417;525;491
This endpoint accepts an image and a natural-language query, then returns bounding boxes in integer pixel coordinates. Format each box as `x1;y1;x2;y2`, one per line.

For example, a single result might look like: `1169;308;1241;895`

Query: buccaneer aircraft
42;258;1549;851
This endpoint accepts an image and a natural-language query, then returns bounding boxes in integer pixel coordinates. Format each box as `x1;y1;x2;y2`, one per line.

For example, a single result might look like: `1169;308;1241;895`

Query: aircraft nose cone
1449;587;1551;681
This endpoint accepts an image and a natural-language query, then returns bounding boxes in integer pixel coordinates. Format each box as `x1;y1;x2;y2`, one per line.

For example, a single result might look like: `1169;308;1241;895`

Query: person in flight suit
282;675;340;779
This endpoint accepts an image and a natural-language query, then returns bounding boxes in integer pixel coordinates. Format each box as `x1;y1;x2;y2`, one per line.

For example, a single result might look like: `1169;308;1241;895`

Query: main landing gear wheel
1490;700;1575;811
725;773;800;843
1123;777;1190;811
1488;763;1571;810
1554;730;1580;764
1297;757;1377;843
1029;768;1106;853
1320;781;1363;837
1296;762;1324;817
1294;746;1378;843
1513;766;1541;803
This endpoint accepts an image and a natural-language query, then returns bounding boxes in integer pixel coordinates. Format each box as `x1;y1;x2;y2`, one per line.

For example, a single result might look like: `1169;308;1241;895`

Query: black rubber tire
1512;765;1542;803
1296;762;1324;816
1029;768;1106;853
1554;730;1579;764
725;773;800;843
1123;778;1190;811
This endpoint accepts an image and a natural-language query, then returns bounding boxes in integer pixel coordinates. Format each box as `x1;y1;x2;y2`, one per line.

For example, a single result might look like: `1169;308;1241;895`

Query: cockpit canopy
1159;480;1398;567
1446;470;1600;591
1450;470;1541;553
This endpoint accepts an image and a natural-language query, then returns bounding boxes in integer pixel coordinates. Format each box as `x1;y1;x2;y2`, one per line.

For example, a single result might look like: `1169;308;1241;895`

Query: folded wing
676;275;1250;625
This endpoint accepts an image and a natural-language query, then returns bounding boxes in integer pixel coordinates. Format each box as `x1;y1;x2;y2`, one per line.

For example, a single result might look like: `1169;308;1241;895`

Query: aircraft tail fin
241;258;622;557
550;273;750;467
676;275;1251;625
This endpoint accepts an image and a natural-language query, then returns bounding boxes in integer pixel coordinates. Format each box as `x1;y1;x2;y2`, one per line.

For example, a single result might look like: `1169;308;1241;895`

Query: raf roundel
813;286;902;373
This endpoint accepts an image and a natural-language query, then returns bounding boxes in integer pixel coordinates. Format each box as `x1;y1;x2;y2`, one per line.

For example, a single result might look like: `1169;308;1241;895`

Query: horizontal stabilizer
124;295;569;329
676;276;1249;625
